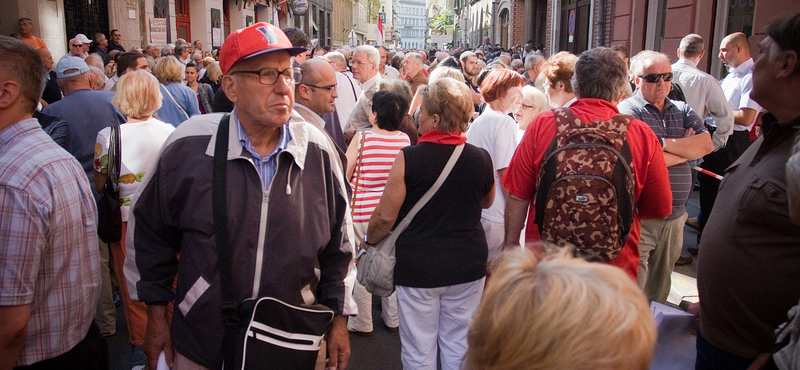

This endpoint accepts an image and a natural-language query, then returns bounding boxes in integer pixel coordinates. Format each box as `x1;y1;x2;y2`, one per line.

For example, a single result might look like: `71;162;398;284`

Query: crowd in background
2;12;800;370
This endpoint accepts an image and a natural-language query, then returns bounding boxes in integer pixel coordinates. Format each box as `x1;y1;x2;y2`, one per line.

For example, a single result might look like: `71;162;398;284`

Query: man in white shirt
693;32;762;253
327;51;362;132
378;46;399;78
344;45;382;138
294;58;348;152
672;34;734;151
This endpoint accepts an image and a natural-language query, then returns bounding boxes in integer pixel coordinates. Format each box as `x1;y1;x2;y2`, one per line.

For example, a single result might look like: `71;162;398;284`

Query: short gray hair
405;52;423;66
377;78;413;104
630;50;670;77
355;45;380;70
521;85;547;113
679;34;704;58
571;47;629;102
326;51;346;69
524;54;545;71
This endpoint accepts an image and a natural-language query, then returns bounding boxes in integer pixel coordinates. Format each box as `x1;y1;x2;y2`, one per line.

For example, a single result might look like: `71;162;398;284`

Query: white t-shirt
94;117;176;221
466;106;519;223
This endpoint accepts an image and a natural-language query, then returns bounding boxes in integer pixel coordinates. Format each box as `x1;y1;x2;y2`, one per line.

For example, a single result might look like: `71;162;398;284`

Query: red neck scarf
417;129;467;145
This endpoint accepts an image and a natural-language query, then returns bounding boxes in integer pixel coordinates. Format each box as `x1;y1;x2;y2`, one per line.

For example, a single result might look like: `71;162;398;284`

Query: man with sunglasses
67;37;88;59
618;51;713;303
127;23;355;370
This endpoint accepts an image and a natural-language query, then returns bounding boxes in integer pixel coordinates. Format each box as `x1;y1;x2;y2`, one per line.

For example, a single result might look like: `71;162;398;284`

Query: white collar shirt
672;58;734;149
720;58;762;130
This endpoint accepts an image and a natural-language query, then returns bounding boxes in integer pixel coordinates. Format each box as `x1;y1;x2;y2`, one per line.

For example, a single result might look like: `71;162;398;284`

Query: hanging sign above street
292;0;309;14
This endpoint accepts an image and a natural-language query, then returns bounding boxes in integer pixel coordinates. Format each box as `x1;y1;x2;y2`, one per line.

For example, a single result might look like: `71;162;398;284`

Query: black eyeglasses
302;83;337;92
70;44;82;48
230;67;301;85
639;72;673;83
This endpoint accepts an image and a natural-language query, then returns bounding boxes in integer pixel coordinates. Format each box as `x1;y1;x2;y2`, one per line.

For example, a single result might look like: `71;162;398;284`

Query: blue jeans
695;330;757;370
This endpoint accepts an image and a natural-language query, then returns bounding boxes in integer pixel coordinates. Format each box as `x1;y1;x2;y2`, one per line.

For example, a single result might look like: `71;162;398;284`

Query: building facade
397;0;427;49
453;0;797;79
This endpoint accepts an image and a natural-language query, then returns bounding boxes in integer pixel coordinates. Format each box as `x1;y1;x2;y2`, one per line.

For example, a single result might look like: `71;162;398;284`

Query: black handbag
97;125;122;243
212;114;334;370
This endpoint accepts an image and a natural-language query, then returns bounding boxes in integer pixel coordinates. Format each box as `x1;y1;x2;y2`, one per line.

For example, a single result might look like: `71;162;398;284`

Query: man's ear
297;83;311;100
777;50;798;79
0;80;21;109
698;49;705;61
221;75;238;103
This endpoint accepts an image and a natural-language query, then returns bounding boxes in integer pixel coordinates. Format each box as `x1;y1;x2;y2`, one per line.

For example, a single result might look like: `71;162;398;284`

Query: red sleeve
501;111;557;200
629;120;673;220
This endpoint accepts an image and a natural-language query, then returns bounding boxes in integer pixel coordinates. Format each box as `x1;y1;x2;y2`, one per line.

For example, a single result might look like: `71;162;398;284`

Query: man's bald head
85;54;104;70
719;32;751;68
723;32;750;53
296;58;338;116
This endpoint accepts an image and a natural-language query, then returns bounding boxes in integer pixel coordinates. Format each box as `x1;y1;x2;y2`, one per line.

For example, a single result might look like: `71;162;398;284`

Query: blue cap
56;56;90;79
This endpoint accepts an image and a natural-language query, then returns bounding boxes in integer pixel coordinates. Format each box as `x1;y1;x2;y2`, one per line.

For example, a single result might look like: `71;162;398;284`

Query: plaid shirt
0;118;100;366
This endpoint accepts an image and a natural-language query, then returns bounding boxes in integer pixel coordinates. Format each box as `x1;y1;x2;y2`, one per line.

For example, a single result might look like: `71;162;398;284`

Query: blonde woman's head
465;248;657;370
421;77;474;133
206;61;222;83
154;56;184;84
113;70;162;119
427;66;464;84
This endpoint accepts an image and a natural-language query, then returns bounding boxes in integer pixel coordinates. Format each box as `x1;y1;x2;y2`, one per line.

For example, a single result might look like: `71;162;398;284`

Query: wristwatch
659;137;667;149
364;234;377;246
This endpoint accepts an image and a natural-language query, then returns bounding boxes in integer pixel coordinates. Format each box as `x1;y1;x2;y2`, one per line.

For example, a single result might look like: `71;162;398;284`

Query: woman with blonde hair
93;70;176;349
154;56;200;126
465;248;657;370
514;85;548;139
541;51;579;108
366;77;495;370
200;60;222;92
408;66;465;121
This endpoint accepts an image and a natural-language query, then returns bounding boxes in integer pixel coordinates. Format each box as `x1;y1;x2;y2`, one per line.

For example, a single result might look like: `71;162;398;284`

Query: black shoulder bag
97;125;122;243
212;115;335;370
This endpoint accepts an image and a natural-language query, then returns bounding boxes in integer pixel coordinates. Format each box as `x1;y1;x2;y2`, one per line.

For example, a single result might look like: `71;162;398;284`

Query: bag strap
161;83;190;120
379;144;464;252
350;131;367;214
211;114;237;370
105;125;121;193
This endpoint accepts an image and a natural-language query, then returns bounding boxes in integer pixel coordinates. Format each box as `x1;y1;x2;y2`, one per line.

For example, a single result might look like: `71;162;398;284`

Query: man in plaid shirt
0;36;105;370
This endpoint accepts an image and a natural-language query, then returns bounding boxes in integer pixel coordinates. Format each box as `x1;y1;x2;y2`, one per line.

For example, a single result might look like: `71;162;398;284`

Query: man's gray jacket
125;112;356;369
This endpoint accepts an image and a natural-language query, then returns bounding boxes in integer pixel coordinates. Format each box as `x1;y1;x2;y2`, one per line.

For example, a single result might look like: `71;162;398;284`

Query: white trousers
480;217;505;262
348;221;399;332
396;278;485;370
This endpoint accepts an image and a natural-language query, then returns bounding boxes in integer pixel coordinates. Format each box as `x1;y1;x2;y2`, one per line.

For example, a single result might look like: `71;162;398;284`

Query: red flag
377;13;384;46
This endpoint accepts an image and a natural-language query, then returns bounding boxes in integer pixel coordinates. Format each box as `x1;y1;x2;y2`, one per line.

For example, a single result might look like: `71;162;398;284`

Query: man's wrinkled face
350;50;375;83
637;60;672;106
18;20;33;35
98;34;108;48
226;51;295;129
111;31;121;43
403;55;420;76
195;41;203;51
149;47;160;58
38;49;54;70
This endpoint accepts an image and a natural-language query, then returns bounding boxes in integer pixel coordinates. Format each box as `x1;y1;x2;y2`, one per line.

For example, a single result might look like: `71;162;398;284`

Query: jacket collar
204;109;309;170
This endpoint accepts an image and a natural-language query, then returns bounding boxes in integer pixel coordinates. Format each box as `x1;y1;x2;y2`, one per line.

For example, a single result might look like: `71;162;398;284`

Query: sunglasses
639;72;673;83
70;44;82;48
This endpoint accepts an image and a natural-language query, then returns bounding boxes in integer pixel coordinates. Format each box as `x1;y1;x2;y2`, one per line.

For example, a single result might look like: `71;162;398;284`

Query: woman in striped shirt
345;90;411;335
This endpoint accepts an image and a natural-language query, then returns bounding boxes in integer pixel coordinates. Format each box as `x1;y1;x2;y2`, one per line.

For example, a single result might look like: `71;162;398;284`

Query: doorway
176;0;191;41
500;8;509;49
64;0;109;43
558;0;590;54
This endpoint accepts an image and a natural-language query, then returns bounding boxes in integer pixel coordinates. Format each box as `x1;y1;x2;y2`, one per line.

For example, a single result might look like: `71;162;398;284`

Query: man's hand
144;305;174;370
687;302;700;335
326;316;350;370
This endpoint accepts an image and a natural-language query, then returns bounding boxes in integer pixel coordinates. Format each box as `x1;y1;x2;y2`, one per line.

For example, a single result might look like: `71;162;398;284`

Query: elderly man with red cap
125;23;356;370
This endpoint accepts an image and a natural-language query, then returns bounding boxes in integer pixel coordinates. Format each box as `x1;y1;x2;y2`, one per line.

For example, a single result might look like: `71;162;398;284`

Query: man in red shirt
502;47;672;279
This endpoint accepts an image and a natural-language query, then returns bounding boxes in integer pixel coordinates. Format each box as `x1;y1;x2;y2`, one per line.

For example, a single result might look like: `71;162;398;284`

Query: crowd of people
1;12;799;370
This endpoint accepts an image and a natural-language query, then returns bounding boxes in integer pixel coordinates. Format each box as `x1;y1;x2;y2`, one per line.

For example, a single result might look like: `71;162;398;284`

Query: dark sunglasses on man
639;72;673;83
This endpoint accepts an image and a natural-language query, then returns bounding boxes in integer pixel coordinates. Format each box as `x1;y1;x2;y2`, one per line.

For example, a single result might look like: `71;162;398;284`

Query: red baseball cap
219;22;307;75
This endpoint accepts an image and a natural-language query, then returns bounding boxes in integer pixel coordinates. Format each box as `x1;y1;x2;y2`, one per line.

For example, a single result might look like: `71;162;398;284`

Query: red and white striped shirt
349;131;410;223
